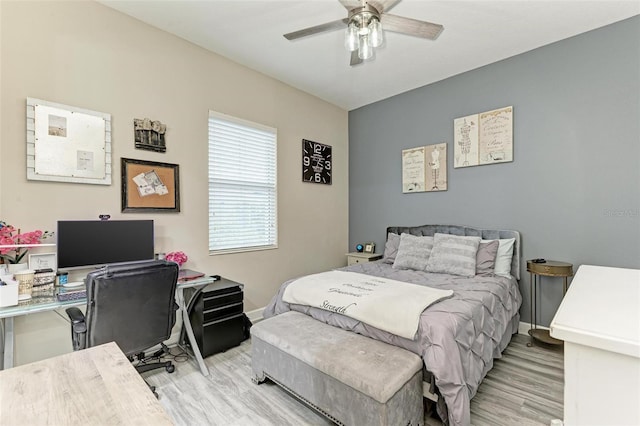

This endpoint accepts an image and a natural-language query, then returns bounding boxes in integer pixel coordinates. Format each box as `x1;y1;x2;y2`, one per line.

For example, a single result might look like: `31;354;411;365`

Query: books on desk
178;269;205;282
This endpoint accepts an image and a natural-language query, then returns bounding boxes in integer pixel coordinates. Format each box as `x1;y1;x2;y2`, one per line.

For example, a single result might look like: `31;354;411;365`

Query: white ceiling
100;0;639;111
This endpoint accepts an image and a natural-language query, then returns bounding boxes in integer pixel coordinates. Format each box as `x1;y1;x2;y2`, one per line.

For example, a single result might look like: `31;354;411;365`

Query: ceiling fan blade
381;13;444;40
350;50;363;66
284;18;348;40
368;0;402;13
338;0;364;11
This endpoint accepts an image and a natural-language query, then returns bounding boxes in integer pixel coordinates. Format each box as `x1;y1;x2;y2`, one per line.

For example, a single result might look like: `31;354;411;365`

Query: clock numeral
314;144;322;154
325;161;331;170
303;156;310;166
315;173;321;183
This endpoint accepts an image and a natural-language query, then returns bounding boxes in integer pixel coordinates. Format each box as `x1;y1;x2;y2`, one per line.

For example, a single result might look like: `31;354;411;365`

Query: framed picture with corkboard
121;158;180;212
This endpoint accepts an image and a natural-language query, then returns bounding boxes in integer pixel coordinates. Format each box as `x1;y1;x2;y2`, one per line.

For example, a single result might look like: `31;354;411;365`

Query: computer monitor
57;220;154;270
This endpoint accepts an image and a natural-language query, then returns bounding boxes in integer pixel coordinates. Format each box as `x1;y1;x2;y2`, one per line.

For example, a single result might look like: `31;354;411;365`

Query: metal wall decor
134;118;167;153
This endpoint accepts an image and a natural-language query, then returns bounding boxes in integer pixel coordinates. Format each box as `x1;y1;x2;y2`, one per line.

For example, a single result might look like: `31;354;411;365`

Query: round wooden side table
527;260;573;347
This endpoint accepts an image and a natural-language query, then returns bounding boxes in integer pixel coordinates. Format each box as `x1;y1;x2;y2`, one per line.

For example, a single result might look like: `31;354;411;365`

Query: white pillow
392;234;434;271
482;238;515;277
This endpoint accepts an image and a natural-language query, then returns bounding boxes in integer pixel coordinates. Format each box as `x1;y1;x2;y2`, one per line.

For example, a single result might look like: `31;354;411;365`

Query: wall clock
302;139;332;185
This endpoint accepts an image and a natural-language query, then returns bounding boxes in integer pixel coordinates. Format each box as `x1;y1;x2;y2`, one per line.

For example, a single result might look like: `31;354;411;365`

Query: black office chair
65;260;179;389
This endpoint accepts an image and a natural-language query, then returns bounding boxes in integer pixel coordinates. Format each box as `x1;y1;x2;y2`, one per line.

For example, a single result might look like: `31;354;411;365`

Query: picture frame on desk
121;158;180;213
364;242;376;254
28;253;57;271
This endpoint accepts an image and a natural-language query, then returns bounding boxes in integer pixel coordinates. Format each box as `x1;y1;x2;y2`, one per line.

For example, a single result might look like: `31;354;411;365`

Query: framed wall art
454;106;513;168
402;146;426;193
26;97;112;185
402;144;448;193
121;158;180;212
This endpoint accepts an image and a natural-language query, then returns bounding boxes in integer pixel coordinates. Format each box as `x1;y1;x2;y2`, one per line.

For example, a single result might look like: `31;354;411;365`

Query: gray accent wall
348;16;640;326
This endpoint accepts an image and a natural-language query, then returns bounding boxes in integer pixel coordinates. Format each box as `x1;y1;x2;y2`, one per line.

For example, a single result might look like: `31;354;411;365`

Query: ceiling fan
284;0;444;66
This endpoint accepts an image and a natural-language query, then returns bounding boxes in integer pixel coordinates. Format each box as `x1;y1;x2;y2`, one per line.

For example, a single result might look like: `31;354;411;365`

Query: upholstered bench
251;311;424;426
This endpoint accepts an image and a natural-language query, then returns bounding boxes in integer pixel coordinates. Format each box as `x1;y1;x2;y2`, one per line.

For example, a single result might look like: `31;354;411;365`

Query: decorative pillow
392;234;434;271
482;238;516;277
476;240;499;276
425;233;481;277
382;232;401;264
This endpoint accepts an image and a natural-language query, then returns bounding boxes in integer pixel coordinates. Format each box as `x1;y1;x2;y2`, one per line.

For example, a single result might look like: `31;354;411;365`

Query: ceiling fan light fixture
358;34;373;60
345;22;358;51
369;17;383;47
345;4;382;62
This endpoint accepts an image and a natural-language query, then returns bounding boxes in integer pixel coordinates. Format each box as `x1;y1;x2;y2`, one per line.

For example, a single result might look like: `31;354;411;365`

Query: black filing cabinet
183;278;245;358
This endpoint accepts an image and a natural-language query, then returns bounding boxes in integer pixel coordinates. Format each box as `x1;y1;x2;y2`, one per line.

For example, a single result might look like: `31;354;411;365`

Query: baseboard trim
246;307;265;324
518;321;549;335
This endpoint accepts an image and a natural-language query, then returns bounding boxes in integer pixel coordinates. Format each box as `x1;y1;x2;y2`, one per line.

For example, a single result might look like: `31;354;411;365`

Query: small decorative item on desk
32;268;56;296
14;269;35;300
56;271;69;286
165;251;188;268
0;221;55;269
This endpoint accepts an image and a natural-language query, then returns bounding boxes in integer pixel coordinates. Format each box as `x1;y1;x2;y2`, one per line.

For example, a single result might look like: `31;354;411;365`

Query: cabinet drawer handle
204;301;243;314
204;290;242;301
204;313;244;327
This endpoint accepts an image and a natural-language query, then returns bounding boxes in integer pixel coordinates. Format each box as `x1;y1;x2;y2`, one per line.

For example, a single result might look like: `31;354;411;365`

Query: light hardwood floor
144;333;563;426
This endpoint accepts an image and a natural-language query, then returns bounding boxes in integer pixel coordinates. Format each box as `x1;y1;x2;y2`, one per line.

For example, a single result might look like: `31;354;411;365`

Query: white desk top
550;265;640;358
0;341;173;425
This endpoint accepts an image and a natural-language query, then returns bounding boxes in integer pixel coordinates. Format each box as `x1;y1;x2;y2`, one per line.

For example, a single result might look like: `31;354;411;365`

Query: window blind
208;111;277;254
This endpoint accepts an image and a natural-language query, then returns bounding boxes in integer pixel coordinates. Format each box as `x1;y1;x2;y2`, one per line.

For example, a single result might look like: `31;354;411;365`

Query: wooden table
0;341;173;425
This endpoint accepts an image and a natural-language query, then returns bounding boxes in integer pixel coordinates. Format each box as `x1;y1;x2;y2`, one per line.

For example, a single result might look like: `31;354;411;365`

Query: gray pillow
476;240;499;276
425;233;481;277
382;232;401;264
392;233;434;271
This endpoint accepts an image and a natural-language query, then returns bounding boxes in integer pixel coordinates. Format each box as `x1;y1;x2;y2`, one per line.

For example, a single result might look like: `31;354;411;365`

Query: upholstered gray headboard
386;224;522;280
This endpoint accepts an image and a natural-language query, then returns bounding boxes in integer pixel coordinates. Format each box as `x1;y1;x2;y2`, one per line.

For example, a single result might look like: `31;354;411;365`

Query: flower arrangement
165;251;188;268
0;221;54;264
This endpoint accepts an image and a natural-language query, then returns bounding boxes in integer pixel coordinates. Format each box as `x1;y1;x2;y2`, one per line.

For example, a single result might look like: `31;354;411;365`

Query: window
208;111;277;254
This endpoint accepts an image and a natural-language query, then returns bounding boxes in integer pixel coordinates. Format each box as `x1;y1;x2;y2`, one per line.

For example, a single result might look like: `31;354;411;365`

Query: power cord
133;344;190;367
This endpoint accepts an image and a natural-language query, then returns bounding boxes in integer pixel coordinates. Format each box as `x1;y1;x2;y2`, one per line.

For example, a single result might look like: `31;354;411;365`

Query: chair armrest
66;307;85;324
65;307;87;350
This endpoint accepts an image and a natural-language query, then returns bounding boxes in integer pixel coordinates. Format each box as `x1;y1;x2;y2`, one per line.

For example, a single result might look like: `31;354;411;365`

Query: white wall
0;1;348;366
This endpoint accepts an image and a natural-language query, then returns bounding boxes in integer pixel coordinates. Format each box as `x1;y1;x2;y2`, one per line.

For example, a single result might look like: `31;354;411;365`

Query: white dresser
550;265;640;426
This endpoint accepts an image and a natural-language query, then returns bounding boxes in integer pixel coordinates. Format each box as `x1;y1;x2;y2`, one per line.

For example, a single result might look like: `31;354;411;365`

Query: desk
0;341;173;425
0;293;84;370
0;275;215;376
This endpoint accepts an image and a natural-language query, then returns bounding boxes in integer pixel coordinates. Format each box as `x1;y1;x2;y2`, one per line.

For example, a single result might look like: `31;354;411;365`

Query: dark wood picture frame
121;158;180;212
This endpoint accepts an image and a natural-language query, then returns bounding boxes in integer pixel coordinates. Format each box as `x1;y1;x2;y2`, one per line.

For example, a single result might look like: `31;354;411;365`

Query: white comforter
283;270;453;339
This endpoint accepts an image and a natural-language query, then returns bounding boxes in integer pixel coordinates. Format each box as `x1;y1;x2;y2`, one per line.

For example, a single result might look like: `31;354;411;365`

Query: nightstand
346;252;382;266
527;259;573;346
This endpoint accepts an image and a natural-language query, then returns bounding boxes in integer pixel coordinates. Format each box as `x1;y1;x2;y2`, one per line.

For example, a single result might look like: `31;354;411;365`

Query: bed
261;224;522;426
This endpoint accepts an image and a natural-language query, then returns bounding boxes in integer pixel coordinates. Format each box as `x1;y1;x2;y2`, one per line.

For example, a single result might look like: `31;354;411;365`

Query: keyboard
56;290;87;302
